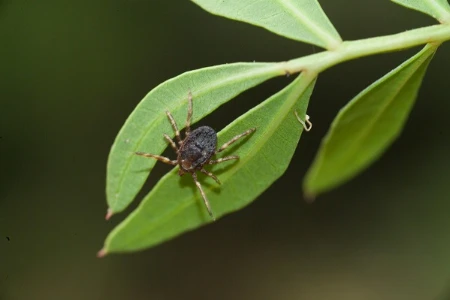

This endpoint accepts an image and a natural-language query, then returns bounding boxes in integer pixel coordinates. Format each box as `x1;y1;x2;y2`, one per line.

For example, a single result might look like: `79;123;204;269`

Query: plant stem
283;23;450;74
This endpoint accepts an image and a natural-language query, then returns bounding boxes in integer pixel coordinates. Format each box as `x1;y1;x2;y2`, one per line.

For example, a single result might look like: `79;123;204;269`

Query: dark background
1;1;450;299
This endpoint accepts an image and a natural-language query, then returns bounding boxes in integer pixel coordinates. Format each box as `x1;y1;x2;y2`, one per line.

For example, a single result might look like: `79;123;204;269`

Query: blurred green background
1;1;450;299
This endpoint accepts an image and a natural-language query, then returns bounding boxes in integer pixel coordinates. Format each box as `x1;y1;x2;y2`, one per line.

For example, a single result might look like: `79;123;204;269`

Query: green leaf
102;73;317;254
191;0;342;49
106;63;286;215
304;44;437;197
391;0;450;23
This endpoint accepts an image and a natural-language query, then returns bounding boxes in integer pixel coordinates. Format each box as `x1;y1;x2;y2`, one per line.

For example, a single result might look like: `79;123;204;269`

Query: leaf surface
391;0;450;22
103;73;317;253
304;44;437;196
107;63;285;214
192;0;342;49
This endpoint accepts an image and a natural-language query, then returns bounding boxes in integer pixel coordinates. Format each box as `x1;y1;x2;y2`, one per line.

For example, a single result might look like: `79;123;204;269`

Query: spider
135;92;256;220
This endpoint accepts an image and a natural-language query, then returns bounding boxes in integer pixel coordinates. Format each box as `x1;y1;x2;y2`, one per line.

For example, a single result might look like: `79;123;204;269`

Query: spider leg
216;128;256;153
166;110;182;144
135;152;178;165
163;133;178;152
200;168;221;185
185;91;193;136
208;155;239;165
192;172;215;220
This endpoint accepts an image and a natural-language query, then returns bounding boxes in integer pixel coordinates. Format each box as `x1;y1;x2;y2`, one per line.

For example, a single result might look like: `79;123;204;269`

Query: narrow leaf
391;0;450;23
191;0;342;49
304;44;437;196
102;73;317;254
107;63;285;215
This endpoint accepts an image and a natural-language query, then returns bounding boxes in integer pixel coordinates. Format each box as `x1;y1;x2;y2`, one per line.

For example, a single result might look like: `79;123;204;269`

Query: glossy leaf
304;44;437;196
191;0;342;49
106;63;286;215
391;0;450;22
102;73;317;254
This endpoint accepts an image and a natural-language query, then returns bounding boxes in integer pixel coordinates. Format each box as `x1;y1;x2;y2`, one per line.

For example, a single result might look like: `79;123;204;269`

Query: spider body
135;92;256;220
178;126;217;175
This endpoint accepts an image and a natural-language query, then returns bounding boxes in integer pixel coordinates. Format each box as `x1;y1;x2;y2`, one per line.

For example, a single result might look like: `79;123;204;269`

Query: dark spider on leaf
135;91;256;220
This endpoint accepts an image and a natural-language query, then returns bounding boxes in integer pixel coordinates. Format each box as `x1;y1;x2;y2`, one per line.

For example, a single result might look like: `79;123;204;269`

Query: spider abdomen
178;126;217;171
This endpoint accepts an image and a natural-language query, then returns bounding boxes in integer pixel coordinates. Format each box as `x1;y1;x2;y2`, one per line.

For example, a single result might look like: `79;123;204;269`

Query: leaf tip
97;248;108;258
303;190;317;203
105;209;114;221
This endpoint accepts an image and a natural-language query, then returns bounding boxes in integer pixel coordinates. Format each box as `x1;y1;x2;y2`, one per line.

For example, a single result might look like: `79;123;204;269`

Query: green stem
282;23;450;74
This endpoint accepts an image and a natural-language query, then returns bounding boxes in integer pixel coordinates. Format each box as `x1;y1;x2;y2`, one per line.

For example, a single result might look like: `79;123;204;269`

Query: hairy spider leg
135;152;178;165
200;168;221;184
216;128;256;153
191;172;215;220
163;133;178;152
185;91;193;136
166;110;182;144
208;155;239;165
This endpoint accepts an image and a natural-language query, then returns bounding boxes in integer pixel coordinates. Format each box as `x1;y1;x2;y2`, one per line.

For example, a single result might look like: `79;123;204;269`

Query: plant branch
281;23;450;74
